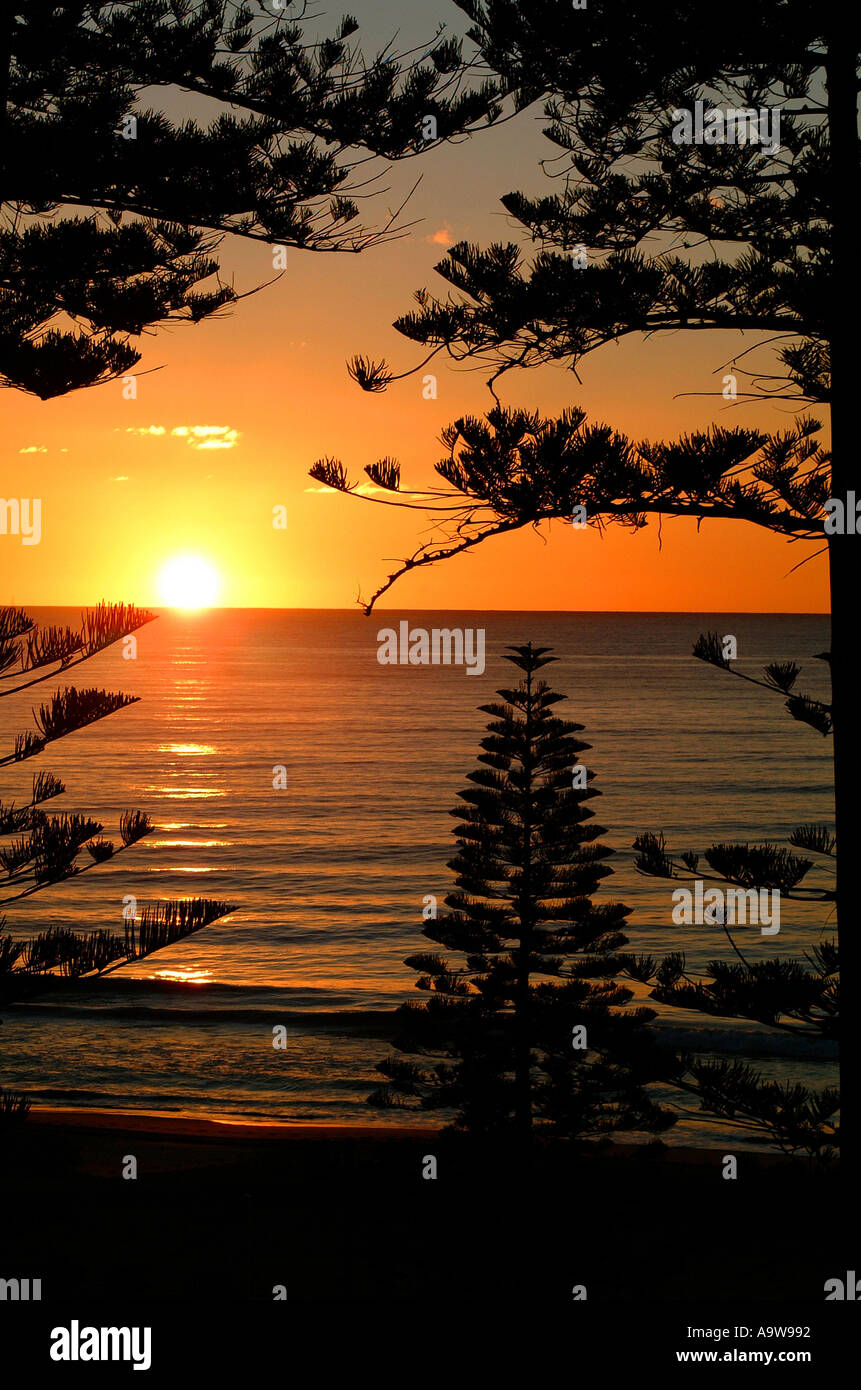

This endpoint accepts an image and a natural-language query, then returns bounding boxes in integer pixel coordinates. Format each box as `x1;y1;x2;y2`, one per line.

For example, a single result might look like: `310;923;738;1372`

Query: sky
0;1;829;613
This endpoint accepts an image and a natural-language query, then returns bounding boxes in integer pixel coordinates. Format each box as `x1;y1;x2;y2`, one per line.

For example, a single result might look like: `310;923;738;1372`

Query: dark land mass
0;1110;841;1304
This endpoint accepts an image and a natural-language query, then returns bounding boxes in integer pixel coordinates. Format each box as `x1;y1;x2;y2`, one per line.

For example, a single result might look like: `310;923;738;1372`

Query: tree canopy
1;1;503;395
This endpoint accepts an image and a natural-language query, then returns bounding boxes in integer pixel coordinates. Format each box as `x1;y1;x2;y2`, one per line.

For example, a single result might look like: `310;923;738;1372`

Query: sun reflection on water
157;744;218;756
150;839;227;848
143;787;227;799
147;967;215;985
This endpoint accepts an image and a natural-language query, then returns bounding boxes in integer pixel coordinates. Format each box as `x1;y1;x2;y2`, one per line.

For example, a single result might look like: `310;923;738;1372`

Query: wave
8;999;837;1061
10;1001;395;1033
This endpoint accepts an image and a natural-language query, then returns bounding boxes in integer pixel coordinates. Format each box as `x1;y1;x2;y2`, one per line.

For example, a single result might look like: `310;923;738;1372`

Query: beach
1;1106;840;1303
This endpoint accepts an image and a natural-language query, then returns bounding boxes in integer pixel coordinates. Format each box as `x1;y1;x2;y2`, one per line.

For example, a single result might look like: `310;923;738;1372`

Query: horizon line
10;603;831;616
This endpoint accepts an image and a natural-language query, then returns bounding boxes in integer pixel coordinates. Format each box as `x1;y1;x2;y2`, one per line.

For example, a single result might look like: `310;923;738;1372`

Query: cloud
426;226;454;246
19;445;47;453
171;426;240;449
111;475;130;482
305;482;385;496
123;424;240;450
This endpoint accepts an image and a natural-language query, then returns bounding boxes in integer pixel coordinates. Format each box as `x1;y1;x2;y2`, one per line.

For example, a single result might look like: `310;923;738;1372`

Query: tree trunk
514;664;534;1143
825;16;861;1184
0;7;12;206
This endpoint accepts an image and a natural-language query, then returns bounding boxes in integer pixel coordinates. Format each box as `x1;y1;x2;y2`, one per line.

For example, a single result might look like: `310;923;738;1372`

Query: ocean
0;609;836;1144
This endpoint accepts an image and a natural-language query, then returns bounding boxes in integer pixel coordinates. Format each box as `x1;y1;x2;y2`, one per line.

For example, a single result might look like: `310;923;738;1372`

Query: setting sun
158;555;220;609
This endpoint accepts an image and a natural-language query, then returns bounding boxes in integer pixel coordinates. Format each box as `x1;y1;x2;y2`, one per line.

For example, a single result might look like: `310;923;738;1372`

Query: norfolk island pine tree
625;632;838;1160
369;642;675;1150
0;0;506;397
309;2;859;1174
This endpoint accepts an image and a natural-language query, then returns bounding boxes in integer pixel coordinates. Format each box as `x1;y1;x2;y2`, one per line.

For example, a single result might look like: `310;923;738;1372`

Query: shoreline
20;1104;794;1167
27;1106;436;1141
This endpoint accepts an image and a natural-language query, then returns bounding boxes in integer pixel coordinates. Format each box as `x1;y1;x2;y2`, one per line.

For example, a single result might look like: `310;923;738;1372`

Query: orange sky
0;28;829;614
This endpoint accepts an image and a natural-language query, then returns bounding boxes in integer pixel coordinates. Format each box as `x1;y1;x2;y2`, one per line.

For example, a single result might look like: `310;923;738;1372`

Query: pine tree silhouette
370;642;674;1143
623;634;838;1158
312;3;861;1170
0;2;502;396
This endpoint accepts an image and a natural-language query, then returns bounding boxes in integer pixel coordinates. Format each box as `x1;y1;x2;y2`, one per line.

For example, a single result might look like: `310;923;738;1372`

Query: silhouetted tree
312;407;828;609
312;1;861;1166
369;642;674;1144
312;0;836;610
623;633;838;1158
0;0;502;395
0;602;236;1125
355;2;827;401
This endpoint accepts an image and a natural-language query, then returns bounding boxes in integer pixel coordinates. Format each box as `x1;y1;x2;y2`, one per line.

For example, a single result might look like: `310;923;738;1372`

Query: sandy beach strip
17;1105;798;1171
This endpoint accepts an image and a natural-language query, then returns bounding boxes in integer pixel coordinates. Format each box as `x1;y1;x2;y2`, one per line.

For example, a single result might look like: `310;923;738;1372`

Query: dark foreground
0;1110;854;1373
0;1109;846;1298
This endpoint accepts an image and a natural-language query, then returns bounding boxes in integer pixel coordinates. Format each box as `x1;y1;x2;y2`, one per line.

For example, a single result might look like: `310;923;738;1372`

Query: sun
158;555;220;609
